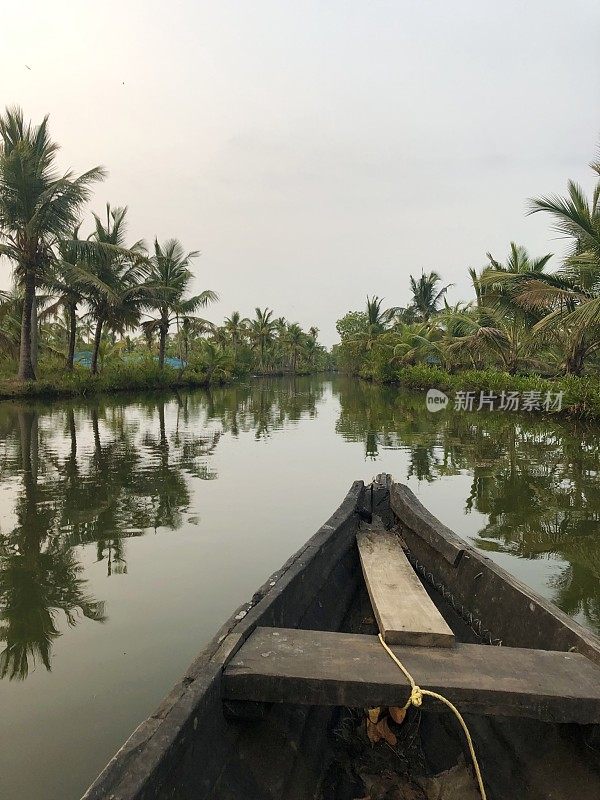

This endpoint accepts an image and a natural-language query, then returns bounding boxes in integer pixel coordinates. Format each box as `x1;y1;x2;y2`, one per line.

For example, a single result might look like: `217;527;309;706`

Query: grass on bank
0;360;224;400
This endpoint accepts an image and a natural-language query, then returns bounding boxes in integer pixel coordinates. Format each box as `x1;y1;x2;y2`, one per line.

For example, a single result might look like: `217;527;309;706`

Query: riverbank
363;364;600;420
0;364;333;402
0;363;224;401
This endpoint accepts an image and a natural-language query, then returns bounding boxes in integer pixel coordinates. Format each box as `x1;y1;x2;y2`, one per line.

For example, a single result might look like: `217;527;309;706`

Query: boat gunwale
391;480;600;663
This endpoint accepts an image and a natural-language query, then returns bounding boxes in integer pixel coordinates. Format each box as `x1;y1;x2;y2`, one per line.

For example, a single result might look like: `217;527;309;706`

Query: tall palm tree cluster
0;107;328;383
336;148;600;378
0;106;220;380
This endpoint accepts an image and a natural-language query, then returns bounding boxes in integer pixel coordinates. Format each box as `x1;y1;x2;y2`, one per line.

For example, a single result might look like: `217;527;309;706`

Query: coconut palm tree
366;296;397;331
54;233;84;369
144;238;217;368
359;296;399;351
178;316;214;361
486;242;554;276
482;159;600;374
286;323;305;372
408;271;452;321
41;227;96;370
519;159;600;374
72;205;147;374
223;311;247;356
439;305;523;372
459;248;552;373
391;322;444;366
0;107;105;380
201;341;233;382
249;307;275;371
304;335;320;370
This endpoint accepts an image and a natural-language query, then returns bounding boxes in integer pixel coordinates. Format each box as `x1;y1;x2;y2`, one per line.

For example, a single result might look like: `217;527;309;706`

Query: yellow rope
378;633;487;800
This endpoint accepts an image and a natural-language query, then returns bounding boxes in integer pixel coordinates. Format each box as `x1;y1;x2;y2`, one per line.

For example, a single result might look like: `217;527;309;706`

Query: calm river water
1;375;599;799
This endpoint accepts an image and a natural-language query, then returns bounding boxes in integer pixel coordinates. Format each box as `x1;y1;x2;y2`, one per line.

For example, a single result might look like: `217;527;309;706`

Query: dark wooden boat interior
83;476;600;800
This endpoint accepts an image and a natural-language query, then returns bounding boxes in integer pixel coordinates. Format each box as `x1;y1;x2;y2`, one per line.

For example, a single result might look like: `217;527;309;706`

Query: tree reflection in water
0;394;221;679
0;379;326;680
0;409;106;680
333;375;600;632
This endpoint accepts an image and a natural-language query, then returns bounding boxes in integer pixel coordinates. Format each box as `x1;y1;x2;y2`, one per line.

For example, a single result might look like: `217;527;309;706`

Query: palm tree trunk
91;319;103;375
31;292;38;373
159;325;167;368
566;352;585;375
66;302;77;370
565;334;586;375
18;269;37;381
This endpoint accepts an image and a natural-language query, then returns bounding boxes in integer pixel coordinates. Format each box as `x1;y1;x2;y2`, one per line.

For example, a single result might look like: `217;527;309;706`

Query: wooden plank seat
223;627;600;724
357;527;454;647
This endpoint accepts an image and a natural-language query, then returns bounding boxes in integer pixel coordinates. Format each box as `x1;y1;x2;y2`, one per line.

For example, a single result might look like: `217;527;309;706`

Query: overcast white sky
1;0;599;345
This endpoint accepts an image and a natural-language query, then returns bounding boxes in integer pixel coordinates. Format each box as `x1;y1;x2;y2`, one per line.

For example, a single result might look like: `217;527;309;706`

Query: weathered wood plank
357;528;454;647
223;627;600;724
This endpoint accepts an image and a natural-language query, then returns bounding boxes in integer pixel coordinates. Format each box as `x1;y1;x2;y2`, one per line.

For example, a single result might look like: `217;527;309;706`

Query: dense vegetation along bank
0;363;214;401
368;363;600;420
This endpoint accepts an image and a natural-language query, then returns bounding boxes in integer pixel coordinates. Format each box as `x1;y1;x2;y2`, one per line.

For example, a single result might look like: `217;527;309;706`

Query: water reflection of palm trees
0;395;224;679
333;375;600;631
0;409;106;679
205;376;324;439
0;381;326;679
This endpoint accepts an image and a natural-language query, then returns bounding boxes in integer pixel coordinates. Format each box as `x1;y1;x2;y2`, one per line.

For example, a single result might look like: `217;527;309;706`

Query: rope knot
409;685;423;707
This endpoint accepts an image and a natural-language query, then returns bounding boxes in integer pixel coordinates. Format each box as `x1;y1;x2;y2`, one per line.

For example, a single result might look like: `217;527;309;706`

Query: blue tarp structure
74;351;93;367
162;356;187;369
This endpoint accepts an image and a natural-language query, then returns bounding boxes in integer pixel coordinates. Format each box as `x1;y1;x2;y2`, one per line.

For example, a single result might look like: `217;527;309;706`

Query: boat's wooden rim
391;480;600;664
